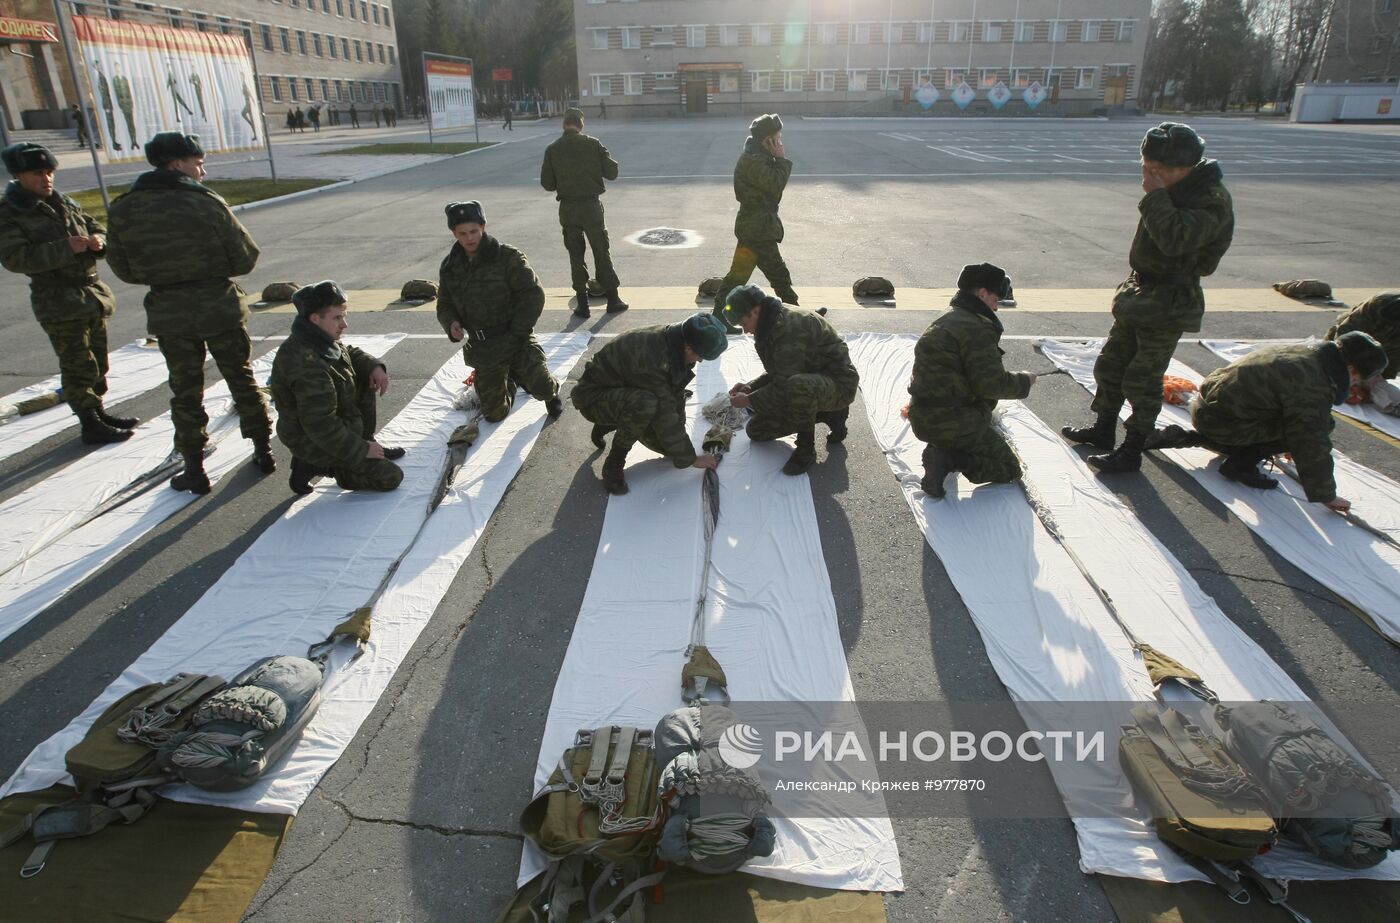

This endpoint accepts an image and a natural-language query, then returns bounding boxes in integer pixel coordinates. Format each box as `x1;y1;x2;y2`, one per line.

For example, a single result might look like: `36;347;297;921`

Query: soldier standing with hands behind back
106;132;274;495
540;107;628;318
1062;122;1234;474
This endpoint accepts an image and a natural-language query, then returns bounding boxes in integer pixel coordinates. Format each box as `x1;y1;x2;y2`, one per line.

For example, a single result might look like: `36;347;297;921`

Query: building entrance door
685;78;708;114
1104;76;1128;107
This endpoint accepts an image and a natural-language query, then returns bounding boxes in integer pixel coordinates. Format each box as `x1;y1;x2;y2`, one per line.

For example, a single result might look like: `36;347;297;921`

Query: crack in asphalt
1185;565;1340;609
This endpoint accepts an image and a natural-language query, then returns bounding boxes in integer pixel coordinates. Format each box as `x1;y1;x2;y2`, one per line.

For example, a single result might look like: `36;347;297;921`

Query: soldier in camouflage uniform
540;107;627;318
909;264;1037;499
572;314;728;494
1327;292;1400;414
106;132;274;495
0;143;137;445
1062;122;1234;474
270;281;405;496
723;284;858;476
1185;332;1387;512
713;115;798;332
437;200;561;422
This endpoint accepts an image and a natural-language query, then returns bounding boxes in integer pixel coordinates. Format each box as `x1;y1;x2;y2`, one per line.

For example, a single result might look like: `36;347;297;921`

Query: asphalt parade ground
1;116;1398;921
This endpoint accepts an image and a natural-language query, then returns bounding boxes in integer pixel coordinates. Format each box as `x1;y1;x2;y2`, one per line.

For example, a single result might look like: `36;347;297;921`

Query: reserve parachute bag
653;704;775;875
1119;704;1277;863
1216;701;1400;869
852;277;895;299
697;277;724;297
1272;279;1334;301
518;726;664;922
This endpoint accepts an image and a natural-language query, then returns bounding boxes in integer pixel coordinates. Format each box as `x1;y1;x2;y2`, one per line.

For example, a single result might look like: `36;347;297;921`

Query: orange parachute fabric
1163;375;1198;406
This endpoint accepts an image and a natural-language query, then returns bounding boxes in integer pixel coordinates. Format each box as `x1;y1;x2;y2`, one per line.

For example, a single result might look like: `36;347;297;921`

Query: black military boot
818;407;849;443
1062;411;1117;450
782;429;817;476
591;424;615;449
1219;452;1277;490
77;408;134;445
601;443;629;495
252;435;277;474
920;444;958;499
545;397;564;418
95;404;138;430
288;456;317;495
605;289;629;313
572;291;591;319
383;446;406;460
170;450;211;494
1087;429;1148;475
776;287;799;306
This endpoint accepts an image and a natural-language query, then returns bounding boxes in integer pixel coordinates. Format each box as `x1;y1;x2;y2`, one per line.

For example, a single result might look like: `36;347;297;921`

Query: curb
228;131;548;214
800;115;1111;122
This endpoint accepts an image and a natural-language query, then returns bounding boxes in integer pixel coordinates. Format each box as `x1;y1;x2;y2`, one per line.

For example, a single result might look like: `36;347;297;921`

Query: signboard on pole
73;15;261;163
426;57;476;129
914;81;940;110
951;81;975;111
988;81;1011;110
491;67;513;82
1023;81;1047;109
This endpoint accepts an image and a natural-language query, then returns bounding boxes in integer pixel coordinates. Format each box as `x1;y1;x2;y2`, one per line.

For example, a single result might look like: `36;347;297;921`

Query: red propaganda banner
491;68;512;82
426;59;473;78
0;17;60;44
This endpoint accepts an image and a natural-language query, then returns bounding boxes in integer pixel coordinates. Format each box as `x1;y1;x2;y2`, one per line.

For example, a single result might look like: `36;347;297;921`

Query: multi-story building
573;0;1151;117
0;0;403;134
1314;0;1400;84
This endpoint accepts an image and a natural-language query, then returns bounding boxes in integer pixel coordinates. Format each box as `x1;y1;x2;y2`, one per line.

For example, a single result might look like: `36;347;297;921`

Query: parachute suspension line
687;462;720;655
1268;456;1400;553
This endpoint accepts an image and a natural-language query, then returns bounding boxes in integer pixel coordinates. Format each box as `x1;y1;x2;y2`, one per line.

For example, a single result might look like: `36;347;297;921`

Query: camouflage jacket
1328;292;1400;380
1192;342;1346;503
105;170;259;338
732;137;791;244
748;302;859;412
436;234;546;369
574;324;697;467
0;181;116;324
908;292;1032;440
270;316;385;468
1113;159;1234;333
540;130;619;201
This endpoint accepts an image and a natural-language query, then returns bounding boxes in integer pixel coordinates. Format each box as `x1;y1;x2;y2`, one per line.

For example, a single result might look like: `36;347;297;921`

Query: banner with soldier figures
73;15;262;163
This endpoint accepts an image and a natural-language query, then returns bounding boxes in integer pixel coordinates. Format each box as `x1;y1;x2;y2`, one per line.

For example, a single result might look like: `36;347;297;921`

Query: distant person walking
308;106;320;132
70;105;89;148
599;99;607;119
349;104;360;128
504;105;513;131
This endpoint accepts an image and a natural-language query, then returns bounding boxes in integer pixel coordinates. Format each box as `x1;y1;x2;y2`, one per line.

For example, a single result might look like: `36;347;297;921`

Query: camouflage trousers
712;241;798;322
747;373;854;441
470;339;558;423
332;388;403;491
158;327;271;454
559;199;619;293
573;385;684;458
1090;318;1184;437
921;423;1022;486
40;315;110;412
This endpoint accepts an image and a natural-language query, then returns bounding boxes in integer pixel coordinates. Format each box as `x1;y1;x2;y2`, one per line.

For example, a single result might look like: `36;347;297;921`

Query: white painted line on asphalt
927;145;1008;162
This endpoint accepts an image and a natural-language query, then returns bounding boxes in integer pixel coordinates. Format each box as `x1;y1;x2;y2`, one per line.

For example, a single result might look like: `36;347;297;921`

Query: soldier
106;132;274;494
1062;122;1234;474
539;107;627;319
437;200;562;422
572;313;728;495
270;281;405;496
723;283;858;476
1185;332;1388;512
0;143;136;445
1326;292;1400;415
712;114;798;333
907;263;1037;499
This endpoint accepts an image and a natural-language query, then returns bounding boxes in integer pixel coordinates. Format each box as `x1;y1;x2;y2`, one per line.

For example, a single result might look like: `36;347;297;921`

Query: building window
980;68;999;87
279;27;290;53
322;0;329;11
1119;21;1136;42
354;40;362;61
951;21;970;42
372;4;379;24
651;26;674;46
260;23;273;51
982;22;1004;42
1051;20;1068;42
915;68;933;85
784;70;804;92
752;70;771;92
590;28;608;50
192;12;207;32
1012;68;1031;87
321;78;330;98
917;22;934;43
360;2;368;20
305;77;314;99
854;23;871;44
720;24;739;46
388;47;395;65
817;70;836;91
383;7;390;26
327;34;337;58
816;23;837;45
623;27;640;49
312;33;322;56
785;23;805;45
686;25;706;48
290;78;299;101
881;70;901;91
655;72;676;89
163;6;180;28
847;69;867;91
296;30;307;54
1076;67;1097;89
622;73;642;95
270;76;283;102
719;73;739;92
591;74;612;96
217;15;231;34
752;23;771;46
945;67;966;88
335;0;343;16
1018;21;1035;42
341;37;350;58
1082;21;1102;42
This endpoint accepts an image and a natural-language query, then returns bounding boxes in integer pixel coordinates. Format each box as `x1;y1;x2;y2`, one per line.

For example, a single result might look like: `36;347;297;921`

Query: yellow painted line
1334;411;1400;449
249;287;1385;315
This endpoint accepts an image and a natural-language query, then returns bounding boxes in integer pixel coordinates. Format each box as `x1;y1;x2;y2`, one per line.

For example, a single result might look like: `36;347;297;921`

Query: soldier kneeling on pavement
0;142;137;444
269;281;404;495
1326;292;1400;416
572;313;728;495
436;200;562;421
908;263;1037;499
723;284;858;476
1164;332;1388;512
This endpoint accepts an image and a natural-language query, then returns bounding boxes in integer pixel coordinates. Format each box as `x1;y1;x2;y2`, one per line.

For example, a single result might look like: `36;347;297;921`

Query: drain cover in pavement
625;227;704;249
